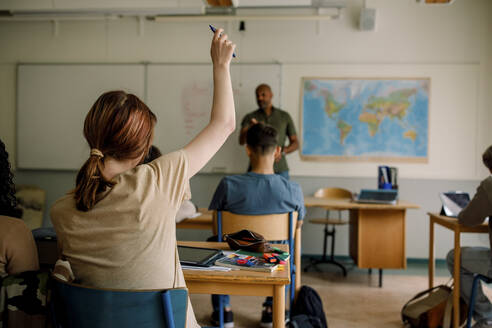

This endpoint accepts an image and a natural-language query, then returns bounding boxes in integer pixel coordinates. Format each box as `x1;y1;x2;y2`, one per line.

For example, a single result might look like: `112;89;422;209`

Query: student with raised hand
50;28;235;327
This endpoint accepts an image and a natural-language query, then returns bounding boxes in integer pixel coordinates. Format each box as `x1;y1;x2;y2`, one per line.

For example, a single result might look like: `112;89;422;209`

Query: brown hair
483;145;492;171
74;91;157;211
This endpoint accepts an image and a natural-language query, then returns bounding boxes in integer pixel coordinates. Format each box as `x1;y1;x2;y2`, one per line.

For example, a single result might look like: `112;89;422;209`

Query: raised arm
184;28;236;178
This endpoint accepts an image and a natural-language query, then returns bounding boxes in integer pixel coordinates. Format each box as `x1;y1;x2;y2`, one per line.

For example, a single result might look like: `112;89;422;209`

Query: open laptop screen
439;192;470;217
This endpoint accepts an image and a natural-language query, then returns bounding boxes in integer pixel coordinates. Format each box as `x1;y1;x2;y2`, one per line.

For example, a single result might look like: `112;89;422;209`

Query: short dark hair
246;123;278;155
483;145;492;171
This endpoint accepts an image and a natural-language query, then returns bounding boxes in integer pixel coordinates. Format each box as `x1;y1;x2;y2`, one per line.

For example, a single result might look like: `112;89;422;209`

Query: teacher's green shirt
241;106;297;173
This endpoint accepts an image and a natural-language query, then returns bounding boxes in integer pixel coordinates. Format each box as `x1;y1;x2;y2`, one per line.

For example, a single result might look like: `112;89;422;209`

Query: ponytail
73;90;156;212
74;151;114;211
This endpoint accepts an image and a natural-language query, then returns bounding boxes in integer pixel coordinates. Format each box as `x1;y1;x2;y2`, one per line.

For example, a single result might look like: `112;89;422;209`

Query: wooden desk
428;213;488;328
176;209;213;230
178;241;289;328
177;210;303;294
305;197;419;286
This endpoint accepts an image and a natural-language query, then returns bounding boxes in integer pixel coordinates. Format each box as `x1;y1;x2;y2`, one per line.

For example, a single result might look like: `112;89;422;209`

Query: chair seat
309;218;348;225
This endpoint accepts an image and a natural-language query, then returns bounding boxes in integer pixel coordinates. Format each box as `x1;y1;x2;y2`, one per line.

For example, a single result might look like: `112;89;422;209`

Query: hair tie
90;149;104;158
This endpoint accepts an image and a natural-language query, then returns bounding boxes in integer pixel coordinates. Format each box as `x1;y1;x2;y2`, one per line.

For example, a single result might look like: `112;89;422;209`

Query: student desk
177;210;303;294
427;212;489;328
304;197;419;287
178;241;290;328
176;208;213;230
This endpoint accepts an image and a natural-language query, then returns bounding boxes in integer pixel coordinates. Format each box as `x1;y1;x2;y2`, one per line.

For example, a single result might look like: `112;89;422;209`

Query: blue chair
49;276;188;328
214;210;298;328
467;274;492;328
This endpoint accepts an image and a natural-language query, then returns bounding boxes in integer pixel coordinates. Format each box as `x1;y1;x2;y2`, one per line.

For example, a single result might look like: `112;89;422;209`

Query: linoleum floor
189;260;488;328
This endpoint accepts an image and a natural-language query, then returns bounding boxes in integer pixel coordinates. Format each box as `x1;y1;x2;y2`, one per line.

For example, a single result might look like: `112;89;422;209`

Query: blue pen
209;24;237;58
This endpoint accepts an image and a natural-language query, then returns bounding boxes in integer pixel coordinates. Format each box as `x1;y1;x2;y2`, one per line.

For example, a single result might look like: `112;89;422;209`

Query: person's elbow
457;209;484;227
224;117;236;136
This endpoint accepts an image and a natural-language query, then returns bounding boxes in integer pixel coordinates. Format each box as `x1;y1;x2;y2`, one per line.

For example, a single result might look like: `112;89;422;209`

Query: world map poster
301;78;429;162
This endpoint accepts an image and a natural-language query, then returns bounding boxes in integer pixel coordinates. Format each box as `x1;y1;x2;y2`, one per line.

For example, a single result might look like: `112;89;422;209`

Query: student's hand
210;28;236;68
250;118;258;125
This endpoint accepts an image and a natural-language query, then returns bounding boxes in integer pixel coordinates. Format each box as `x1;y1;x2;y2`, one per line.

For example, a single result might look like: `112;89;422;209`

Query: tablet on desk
177;245;223;267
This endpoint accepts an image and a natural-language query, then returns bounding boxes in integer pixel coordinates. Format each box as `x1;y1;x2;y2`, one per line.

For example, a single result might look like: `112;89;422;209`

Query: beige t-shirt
0;215;40;277
50;150;199;327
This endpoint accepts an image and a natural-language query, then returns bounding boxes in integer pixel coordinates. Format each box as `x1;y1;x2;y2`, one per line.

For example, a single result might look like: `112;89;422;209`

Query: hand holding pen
209;25;237;59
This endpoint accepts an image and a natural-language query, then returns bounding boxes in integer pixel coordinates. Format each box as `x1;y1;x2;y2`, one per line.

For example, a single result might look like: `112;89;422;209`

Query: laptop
353;189;398;205
439;191;470;217
177;245;224;267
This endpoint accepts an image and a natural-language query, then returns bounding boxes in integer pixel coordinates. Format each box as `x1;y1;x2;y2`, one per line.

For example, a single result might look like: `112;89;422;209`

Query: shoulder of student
481;175;492;190
480;176;492;203
50;194;75;222
0;215;31;234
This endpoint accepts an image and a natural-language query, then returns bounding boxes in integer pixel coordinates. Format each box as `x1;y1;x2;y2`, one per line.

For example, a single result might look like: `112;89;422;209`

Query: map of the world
301;78;429;161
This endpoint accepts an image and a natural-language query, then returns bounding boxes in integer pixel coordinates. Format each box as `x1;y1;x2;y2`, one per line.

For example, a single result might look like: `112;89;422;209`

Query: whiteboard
17;64;145;170
147;63;281;173
16;63;281;172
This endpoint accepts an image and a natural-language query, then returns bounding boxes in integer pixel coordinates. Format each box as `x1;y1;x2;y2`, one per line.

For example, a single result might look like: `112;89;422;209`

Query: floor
189;258;472;328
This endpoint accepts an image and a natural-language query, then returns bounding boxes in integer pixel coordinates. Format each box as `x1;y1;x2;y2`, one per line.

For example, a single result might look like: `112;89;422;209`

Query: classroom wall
1;0;492;260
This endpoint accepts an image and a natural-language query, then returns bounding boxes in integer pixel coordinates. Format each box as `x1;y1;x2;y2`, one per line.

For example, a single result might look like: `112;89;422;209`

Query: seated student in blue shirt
208;123;305;328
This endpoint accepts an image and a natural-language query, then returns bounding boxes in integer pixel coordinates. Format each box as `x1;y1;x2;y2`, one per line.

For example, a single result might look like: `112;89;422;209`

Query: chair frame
49;276;187;328
466;274;492;328
304;187;352;276
214;210;297;328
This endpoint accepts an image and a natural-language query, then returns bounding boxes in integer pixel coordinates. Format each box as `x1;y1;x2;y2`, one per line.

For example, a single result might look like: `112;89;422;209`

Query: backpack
288;314;324;328
289;286;328;328
401;284;467;328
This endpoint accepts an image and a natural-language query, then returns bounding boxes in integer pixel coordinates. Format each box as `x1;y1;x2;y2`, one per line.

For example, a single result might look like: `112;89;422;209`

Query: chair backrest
314;187;352;200
213;211;298;312
213;211;298;241
50;277;188;328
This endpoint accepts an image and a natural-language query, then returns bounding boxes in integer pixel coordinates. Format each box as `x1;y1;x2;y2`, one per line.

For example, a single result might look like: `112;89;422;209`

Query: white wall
1;0;492;259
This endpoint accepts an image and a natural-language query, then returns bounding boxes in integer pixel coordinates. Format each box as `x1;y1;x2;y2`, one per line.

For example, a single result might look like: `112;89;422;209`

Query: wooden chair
304;187;352;276
49;276;188;328
213;211;300;327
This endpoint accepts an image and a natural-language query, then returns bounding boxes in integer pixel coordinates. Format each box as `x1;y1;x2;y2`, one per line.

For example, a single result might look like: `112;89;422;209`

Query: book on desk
215;251;285;272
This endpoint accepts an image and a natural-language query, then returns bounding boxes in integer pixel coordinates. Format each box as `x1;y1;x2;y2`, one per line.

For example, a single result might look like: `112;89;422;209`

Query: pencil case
223;229;275;253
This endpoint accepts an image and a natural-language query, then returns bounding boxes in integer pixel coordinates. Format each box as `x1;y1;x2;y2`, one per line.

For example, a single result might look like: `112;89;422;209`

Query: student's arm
184;29;236;178
5;222;39;274
458;182;491;227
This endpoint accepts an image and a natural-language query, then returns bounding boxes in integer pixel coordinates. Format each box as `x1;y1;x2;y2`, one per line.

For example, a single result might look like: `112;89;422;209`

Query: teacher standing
239;83;299;179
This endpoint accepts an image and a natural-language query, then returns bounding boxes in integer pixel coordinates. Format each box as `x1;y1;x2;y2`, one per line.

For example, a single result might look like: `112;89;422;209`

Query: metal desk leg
379;269;383;288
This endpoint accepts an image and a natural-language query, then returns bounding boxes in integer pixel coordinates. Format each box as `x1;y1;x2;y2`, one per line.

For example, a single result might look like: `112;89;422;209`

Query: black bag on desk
288;286;327;328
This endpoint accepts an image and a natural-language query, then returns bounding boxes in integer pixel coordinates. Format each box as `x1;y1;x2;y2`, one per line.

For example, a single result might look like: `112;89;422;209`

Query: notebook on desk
353;189;398;205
